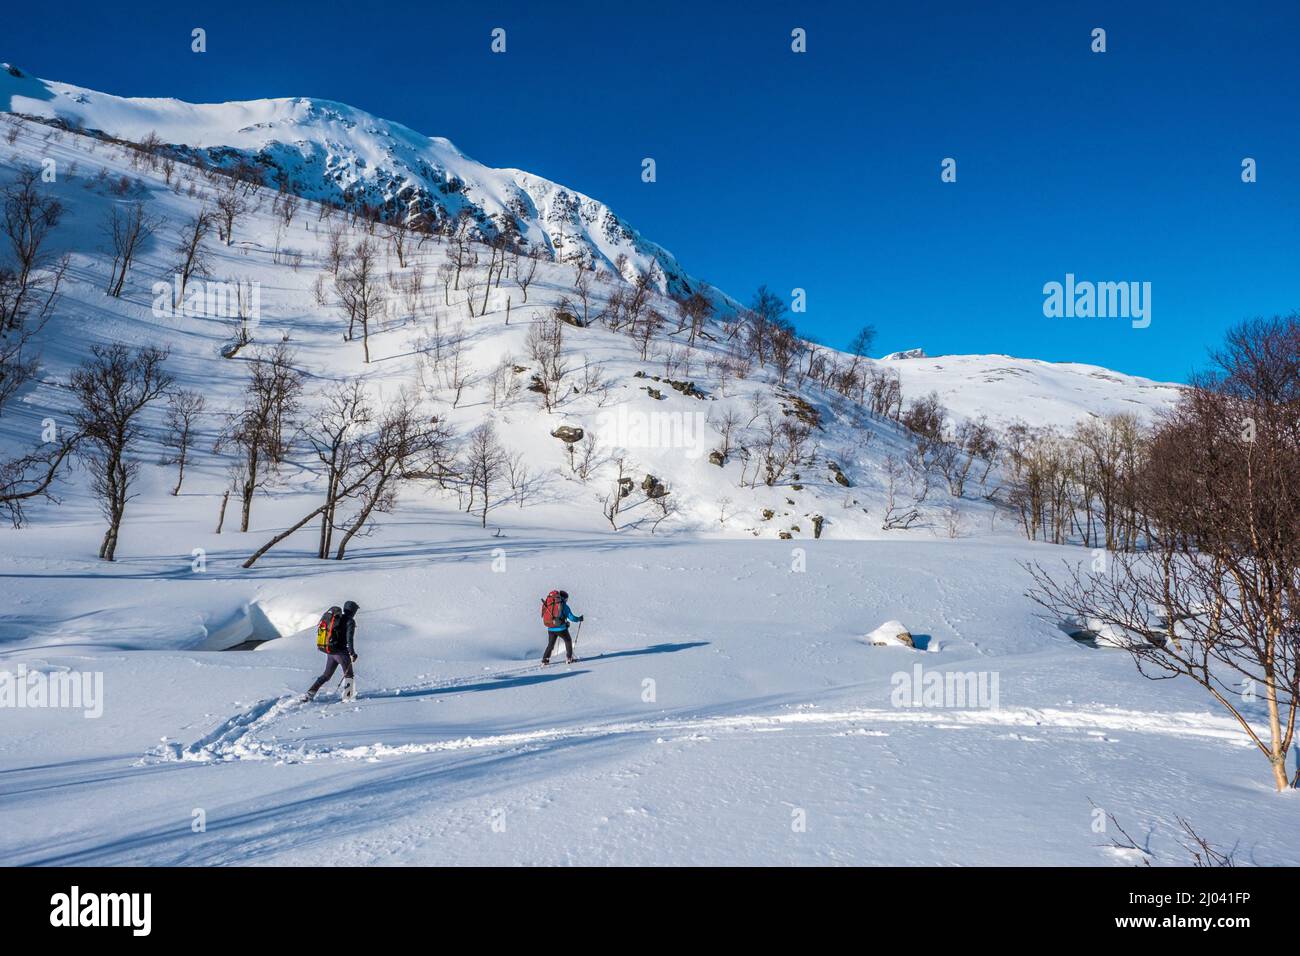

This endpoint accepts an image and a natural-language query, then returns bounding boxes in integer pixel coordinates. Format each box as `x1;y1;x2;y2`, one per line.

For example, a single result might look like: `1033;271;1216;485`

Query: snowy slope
0;101;1183;546
0;87;1188;557
0;63;710;300
879;350;1181;430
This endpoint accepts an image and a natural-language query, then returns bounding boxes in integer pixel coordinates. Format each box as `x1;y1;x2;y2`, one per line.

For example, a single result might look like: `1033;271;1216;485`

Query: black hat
343;600;360;614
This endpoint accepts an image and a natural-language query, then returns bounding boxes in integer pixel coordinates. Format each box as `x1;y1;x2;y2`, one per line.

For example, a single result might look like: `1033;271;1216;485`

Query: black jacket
331;612;356;656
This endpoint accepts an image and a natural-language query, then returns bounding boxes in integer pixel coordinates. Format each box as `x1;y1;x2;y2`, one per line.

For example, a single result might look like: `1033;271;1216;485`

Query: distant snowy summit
877;351;1183;429
0;63;709;300
882;348;927;361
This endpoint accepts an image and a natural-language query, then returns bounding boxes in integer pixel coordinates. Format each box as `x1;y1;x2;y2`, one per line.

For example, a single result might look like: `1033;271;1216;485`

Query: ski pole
575;619;583;655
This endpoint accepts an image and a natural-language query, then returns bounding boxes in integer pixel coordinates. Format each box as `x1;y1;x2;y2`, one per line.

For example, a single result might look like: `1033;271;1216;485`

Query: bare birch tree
70;344;172;560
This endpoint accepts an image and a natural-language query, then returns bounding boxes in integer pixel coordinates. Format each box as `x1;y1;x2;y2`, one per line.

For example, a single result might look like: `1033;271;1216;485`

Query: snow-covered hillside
5;79;1278;870
0;79;1183;547
0;63;711;300
879;350;1181;430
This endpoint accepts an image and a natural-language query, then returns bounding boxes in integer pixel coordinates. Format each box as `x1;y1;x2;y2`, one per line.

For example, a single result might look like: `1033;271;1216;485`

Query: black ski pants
309;651;354;694
542;628;574;663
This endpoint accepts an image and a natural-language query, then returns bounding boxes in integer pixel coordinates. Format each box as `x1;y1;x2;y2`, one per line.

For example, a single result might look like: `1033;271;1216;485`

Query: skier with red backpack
540;589;584;665
304;600;359;701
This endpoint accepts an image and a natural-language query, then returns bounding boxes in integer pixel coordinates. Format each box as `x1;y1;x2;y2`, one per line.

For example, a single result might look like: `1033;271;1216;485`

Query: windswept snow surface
0;87;1279;868
3;535;1296;866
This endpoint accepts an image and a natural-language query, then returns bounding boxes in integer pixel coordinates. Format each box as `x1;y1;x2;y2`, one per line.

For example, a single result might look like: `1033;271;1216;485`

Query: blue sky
6;0;1298;382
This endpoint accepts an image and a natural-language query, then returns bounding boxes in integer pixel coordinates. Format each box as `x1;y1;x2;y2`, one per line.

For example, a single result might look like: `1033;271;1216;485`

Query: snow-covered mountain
0;63;709;299
0;62;1191;430
0;77;1184;547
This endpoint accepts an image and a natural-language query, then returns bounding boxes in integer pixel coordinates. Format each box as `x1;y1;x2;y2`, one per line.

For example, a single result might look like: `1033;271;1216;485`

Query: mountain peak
882;347;927;360
1;67;713;302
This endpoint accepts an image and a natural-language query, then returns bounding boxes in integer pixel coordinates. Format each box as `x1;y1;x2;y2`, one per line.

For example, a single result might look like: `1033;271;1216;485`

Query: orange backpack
316;606;342;652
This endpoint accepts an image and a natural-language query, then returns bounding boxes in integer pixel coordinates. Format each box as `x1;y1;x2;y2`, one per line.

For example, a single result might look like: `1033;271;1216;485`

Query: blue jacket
548;603;583;632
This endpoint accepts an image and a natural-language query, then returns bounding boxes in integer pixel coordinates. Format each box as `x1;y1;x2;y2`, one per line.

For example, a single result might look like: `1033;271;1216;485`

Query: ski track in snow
150;659;550;762
157;691;1257;766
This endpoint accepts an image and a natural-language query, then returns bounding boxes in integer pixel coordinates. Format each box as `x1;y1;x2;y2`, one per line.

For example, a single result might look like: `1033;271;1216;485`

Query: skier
305;600;359;701
540;589;584;665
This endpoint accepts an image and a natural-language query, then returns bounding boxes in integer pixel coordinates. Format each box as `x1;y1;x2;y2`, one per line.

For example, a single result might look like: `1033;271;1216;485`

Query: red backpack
316;606;343;652
540;590;565;628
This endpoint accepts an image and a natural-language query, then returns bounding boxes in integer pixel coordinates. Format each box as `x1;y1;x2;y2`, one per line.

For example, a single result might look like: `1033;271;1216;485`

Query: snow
0;83;1287;868
1081;617;1133;650
878;352;1182;430
4;536;1294;866
864;620;915;648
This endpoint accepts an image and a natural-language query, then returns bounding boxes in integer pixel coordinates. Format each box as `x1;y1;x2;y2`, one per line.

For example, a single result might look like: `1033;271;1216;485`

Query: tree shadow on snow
16;734;625;866
582;641;709;662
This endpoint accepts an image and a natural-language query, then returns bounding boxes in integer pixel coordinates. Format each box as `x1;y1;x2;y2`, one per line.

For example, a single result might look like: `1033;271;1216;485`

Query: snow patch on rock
864;620;915;648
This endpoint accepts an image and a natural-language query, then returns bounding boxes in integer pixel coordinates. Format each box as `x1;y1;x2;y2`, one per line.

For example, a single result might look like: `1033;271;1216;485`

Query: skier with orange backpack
304;600;359;701
540;589;584;665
